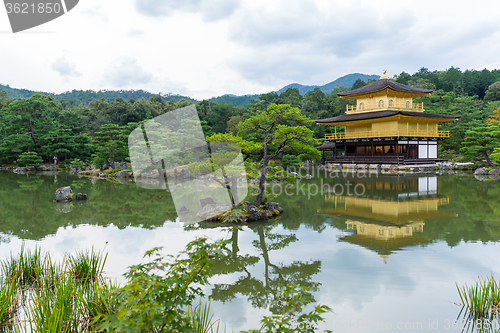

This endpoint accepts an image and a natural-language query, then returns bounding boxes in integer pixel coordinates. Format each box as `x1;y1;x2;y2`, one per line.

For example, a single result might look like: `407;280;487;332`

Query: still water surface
0;170;499;332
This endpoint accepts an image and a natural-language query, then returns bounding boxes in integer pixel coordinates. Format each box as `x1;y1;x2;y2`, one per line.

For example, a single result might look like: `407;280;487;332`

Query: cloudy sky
1;0;500;100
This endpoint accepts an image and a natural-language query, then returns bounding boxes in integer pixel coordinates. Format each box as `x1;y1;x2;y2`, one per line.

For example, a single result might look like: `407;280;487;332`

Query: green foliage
96;237;230;333
220;208;246;223
238;103;320;205
92;124;128;169
456;275;500;329
103;168;124;176
484;81;500;101
491;147;500;165
207;132;263;160
281;154;300;171
17;151;43;168
459;125;500;167
241;284;332;333
70;158;87;169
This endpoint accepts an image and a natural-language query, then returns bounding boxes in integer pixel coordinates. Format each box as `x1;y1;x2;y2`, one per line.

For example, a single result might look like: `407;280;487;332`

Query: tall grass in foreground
0;245;114;332
188;299;231;333
457;275;500;332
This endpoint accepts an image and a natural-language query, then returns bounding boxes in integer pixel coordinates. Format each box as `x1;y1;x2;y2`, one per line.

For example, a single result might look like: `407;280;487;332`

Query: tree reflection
209;225;321;315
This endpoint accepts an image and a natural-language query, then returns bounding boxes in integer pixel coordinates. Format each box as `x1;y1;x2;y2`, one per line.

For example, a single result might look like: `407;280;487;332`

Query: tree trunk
254;132;269;206
194;147;200;163
230;176;239;205
485;151;497;168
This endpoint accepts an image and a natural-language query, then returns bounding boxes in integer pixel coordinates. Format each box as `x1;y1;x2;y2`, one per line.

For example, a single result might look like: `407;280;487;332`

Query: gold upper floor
346;102;424;114
346;90;425;114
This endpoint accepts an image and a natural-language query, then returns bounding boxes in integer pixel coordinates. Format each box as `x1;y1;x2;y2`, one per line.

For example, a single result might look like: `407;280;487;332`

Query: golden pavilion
316;75;460;164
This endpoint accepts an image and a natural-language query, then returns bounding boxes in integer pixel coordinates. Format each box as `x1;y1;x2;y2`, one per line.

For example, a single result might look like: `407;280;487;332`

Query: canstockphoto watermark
3;0;79;33
270;179;367;200
128;105;248;223
285;165;379;180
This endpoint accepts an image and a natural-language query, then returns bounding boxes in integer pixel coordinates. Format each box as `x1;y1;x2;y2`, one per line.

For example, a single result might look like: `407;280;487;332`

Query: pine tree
459;125;500;167
17;151;43;168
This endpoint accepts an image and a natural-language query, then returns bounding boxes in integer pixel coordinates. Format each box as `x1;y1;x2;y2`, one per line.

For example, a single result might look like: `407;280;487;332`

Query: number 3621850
5;2;62;14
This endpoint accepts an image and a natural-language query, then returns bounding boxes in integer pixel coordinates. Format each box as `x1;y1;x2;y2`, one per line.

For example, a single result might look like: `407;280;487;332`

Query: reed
77;279;116;330
0;245;113;332
67;247;107;283
28;277;78;333
0;278;18;328
457;274;500;320
188;299;232;333
1;245;45;287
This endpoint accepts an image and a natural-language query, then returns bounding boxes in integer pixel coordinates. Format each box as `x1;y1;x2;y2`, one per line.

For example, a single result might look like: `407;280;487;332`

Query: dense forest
1;67;500;168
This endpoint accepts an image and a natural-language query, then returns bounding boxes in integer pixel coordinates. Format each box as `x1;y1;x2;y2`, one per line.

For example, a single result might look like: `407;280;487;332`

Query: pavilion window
388;99;394;107
406;101;410;108
379;100;384;107
384;146;395;154
359;102;364;110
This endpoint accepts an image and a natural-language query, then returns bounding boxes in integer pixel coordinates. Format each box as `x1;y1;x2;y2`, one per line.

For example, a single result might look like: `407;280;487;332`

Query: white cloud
127;29;145;38
103;57;153;88
133;0;241;22
51;56;82;77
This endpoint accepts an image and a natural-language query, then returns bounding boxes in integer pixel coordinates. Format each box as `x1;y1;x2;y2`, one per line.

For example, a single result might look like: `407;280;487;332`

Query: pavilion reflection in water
318;175;457;263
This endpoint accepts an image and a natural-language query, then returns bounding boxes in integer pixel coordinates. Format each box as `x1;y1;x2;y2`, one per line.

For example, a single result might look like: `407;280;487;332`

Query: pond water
0;170;499;332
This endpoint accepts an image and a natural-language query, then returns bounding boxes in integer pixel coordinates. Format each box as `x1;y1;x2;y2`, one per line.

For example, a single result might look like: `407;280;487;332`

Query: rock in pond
196;204;232;221
474;167;488;175
75;193;87;200
115;170;129;178
488;168;500;176
199;197;216;208
55;186;73;202
264;202;284;213
245;205;268;221
13;167;27;174
177;205;189;215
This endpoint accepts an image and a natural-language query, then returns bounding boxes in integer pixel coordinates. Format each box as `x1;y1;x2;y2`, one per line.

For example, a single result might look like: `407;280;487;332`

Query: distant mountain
1;72;378;107
208;94;259;107
276;73;380;95
209;73;380;106
0;84;195;105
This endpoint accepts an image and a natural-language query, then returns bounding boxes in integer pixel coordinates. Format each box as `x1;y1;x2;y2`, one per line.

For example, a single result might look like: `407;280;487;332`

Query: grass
457;275;500;331
0;245;114;333
188;299;232;333
67;247;107;283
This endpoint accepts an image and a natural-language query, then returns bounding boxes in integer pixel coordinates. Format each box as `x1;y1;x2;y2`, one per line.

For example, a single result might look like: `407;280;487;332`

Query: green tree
281;154;300;171
226;115;243;135
459;125;500;167
484;82;500;101
350;78;367;90
238;103;320;206
17;151;43;168
206;132;262;161
278;88;303;108
92;124;127;169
